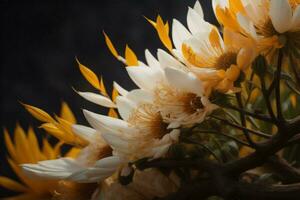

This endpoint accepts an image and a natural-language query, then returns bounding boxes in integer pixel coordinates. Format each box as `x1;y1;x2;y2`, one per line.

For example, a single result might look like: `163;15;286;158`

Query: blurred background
0;0;216;197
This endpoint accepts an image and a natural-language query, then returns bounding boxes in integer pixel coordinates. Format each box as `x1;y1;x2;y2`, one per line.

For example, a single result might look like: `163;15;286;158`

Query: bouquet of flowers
1;0;300;199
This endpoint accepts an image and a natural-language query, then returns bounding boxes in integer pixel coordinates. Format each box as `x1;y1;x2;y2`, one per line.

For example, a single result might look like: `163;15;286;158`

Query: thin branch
225;105;273;123
196;130;252;147
276;50;284;121
261;73;277;122
211;115;271;139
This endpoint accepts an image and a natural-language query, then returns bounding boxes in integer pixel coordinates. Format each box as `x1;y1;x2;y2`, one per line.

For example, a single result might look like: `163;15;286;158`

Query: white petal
193;1;204;18
270;0;293;33
101;131;131;154
72;124;98;143
22;158;82;179
187;7;213;35
113;81;128;96
145;49;160;69
164;67;204;96
77;91;116;108
237;13;257;38
94;156;124;168
172;19;191;50
126;89;154;104
157;49;185;70
126;66;160;91
83;109;132;133
292;5;300;29
116;96;136;120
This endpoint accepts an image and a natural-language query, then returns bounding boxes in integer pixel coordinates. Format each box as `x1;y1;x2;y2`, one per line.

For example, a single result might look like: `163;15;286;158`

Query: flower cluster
1;0;300;199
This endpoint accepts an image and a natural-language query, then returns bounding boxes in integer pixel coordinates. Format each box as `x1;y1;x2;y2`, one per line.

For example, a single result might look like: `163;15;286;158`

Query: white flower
22;125;123;183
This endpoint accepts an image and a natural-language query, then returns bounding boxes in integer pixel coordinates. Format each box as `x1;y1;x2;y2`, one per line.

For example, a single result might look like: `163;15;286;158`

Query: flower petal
77;91;116;108
164;67;203;96
269;0;293;33
172;19;191;50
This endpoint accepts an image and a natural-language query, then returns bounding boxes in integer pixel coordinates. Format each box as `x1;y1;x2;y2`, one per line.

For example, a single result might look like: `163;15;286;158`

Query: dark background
0;0;216;197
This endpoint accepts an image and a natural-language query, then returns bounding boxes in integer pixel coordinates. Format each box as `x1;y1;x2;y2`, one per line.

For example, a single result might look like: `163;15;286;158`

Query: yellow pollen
214;52;237;70
128;104;168;139
255;18;278;38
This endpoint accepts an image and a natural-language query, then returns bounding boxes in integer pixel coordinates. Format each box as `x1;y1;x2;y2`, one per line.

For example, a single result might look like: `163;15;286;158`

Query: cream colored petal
157;49;185;70
145;49;160;69
172;19;191;50
94;156;124;168
72;124;98;143
113;81;128;96
126;89;154;105
292;5;300;29
187;7;213;35
116;96;136;120
126;66;161;91
77;91;116;108
22;158;82;179
193;1;204;18
83;109;132;133
164;67;204;96
237;13;257;38
270;0;293;33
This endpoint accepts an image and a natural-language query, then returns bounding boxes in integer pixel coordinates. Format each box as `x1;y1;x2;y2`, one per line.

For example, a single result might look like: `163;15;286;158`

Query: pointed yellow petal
209;28;222;50
27;127;41;162
103;31;119;59
112;87;118;102
22;103;54;123
65;147;81;158
76;58;100;90
144;16;156;27
146;15;173;52
60;102;76;124
40;123;65;140
14;124;32;163
4;129;17;161
108;108;119;118
0;176;28;192
125;45;138;66
100;77;109;96
42;139;56;159
156;15;173;52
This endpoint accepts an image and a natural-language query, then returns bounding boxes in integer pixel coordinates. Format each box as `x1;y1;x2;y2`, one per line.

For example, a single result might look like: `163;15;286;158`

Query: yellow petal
146;15;173;52
108;108;119;118
0;176;28;192
22;103;54;123
100;77;109;97
60;102;76;124
125;45;138;66
209;28;222;50
14;124;34;164
27;127;41;162
156;15;173;52
111;87;119;102
65;147;81;158
3;128;17;161
103;31;119;59
76;58;100;90
40;123;65;140
42;139;56;159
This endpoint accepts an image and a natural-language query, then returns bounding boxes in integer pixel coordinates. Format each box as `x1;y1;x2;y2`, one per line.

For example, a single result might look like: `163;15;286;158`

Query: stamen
214;51;237;70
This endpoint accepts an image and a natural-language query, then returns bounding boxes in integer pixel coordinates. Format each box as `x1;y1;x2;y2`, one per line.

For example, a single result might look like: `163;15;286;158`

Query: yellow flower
22;101;89;147
213;0;300;58
0;124;76;200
